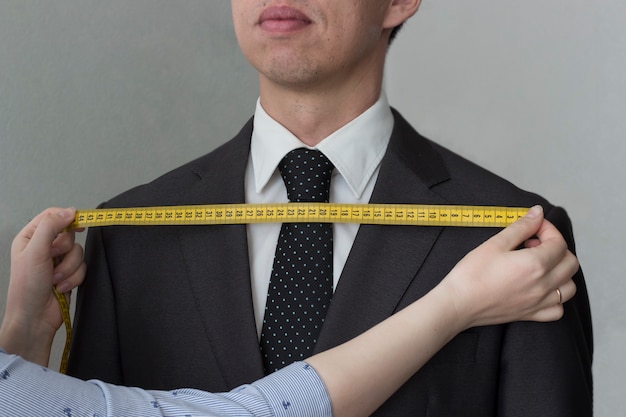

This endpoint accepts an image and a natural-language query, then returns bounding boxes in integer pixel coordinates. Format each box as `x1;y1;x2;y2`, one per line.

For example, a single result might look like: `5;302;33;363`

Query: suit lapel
316;110;453;350
177;120;266;386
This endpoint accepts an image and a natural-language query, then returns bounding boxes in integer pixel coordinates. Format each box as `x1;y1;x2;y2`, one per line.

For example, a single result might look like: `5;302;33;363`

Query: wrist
0;315;55;366
428;277;475;333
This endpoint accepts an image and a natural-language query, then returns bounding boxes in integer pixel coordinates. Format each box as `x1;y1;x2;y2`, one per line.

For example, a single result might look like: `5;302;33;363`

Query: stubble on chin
259;50;326;89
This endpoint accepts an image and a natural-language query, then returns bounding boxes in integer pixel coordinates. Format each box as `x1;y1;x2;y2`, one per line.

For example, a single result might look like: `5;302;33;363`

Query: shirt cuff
252;361;332;417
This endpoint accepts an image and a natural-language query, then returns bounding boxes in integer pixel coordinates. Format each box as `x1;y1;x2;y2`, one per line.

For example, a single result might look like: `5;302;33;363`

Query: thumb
27;208;76;260
488;205;543;251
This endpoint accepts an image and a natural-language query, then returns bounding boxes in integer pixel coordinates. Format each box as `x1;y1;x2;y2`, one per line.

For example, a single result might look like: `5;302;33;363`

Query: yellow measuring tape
70;203;529;229
55;203;528;373
52;286;72;373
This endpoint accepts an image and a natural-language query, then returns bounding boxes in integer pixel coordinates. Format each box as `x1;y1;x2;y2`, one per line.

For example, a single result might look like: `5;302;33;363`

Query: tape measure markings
71;203;529;229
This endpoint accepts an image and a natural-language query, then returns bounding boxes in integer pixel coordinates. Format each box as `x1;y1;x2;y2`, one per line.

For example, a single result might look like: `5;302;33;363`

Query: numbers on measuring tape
72;203;529;229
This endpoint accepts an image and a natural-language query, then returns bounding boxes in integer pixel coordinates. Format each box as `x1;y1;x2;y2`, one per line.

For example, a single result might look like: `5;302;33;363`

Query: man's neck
258;74;383;147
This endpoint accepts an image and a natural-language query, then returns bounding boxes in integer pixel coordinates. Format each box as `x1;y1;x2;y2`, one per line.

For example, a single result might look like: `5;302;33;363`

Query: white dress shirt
245;94;395;336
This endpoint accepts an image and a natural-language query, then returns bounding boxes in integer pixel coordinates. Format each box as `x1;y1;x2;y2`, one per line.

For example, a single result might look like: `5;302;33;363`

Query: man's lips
259;6;312;32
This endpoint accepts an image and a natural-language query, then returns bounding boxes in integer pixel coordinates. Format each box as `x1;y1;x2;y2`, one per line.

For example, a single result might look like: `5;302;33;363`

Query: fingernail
525;205;543;218
56;282;71;294
53;272;64;284
58;208;74;220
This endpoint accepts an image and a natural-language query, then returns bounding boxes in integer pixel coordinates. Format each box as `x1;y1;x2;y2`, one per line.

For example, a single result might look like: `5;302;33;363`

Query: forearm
0;316;55;366
307;282;464;417
0;351;331;417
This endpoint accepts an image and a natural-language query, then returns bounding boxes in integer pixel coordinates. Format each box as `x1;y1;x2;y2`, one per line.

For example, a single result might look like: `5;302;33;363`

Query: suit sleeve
497;206;593;417
66;224;124;384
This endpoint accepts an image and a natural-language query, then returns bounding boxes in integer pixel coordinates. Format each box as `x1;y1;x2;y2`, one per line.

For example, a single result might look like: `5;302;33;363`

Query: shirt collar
250;93;393;199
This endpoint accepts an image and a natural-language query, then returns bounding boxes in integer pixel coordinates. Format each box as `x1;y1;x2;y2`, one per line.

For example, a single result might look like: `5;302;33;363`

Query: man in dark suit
67;1;593;415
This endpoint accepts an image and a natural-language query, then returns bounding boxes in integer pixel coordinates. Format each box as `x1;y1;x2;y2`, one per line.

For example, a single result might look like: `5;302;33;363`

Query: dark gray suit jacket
68;109;593;416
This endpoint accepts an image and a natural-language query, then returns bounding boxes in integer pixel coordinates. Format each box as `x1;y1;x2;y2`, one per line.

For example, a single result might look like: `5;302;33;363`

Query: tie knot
279;148;334;202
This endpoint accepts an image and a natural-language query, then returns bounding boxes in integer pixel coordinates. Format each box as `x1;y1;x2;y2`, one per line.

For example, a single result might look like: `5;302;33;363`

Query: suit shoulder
389;109;546;206
426;138;552;207
101;119;252;208
414;136;577;247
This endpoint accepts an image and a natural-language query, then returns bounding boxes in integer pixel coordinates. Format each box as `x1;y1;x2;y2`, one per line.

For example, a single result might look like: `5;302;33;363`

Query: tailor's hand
1;207;85;361
442;205;578;329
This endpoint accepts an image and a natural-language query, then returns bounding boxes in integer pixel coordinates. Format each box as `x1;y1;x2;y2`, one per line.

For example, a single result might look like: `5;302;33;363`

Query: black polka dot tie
260;148;334;374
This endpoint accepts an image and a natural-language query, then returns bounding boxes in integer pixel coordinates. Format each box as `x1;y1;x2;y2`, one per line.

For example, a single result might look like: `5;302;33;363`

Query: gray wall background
0;1;623;415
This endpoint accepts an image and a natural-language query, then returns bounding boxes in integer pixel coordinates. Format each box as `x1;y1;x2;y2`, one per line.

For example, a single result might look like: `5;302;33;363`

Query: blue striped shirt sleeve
0;350;332;417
